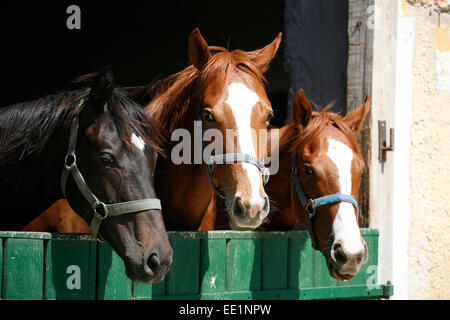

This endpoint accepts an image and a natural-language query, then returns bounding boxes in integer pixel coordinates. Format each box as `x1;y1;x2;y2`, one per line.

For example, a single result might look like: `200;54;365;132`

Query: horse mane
279;104;361;156
147;46;266;136
0;73;163;167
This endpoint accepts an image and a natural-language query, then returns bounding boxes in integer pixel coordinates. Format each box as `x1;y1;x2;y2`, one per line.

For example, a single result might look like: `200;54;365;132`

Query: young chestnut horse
264;89;370;281
146;28;281;231
22;28;282;233
0;68;172;283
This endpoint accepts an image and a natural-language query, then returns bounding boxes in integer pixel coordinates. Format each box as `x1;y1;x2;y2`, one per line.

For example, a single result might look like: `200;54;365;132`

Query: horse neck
155;160;213;230
151;90;214;230
0;133;66;230
267;149;293;211
264;125;305;230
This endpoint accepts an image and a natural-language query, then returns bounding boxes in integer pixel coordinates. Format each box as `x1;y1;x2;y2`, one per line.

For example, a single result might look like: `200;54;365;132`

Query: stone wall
401;0;450;300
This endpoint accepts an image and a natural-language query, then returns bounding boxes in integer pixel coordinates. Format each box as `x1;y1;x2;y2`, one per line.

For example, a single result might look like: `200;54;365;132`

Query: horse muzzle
326;240;368;282
124;246;173;284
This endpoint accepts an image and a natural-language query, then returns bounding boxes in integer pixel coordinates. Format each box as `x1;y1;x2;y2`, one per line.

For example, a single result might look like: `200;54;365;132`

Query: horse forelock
281;107;362;160
0;82;164;167
146;46;266;137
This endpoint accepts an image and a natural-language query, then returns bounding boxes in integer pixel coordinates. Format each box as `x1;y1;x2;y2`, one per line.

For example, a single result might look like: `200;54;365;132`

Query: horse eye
100;152;116;168
302;164;314;176
203;111;216;123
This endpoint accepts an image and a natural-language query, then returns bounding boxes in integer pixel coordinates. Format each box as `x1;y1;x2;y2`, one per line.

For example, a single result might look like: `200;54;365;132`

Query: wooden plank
165;238;200;296
226;239;261;292
313;250;338;288
44;239;96;300
169;230;292;240
0;231;52;240
2;238;44;300
347;0;375;228
262;238;288;290
0;229;382;300
200;238;226;294
347;0;373;111
133;280;165;300
288;233;314;289
96;242;132;300
145;284;392;300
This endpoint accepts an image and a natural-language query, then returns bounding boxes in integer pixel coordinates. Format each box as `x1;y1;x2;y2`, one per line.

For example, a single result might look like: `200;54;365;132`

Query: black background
0;1;351;127
0;1;288;125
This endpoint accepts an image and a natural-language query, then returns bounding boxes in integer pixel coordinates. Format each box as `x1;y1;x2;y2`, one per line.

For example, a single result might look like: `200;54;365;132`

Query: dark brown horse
264;89;370;281
1;68;172;283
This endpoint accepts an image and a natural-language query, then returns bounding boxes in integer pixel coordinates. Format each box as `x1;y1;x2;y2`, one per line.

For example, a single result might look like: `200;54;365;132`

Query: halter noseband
291;154;359;250
60;98;162;239
196;88;270;199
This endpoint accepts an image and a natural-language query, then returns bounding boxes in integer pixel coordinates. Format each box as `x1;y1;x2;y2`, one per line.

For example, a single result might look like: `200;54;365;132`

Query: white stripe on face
225;82;265;208
327;138;363;254
131;133;145;151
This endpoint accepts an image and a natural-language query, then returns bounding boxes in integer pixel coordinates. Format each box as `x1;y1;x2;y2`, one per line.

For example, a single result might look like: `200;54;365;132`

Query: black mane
0;80;163;167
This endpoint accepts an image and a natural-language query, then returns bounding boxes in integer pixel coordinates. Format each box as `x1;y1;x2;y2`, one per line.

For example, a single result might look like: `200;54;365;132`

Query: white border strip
391;3;415;299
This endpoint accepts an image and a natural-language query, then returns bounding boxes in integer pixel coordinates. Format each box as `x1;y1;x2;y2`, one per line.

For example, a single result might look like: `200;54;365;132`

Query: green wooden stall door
97;242;132;300
2;238;44;300
45;239;97;300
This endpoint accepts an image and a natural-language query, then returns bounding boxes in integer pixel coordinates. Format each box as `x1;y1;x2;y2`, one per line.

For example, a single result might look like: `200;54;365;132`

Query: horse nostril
332;242;348;265
355;252;363;264
147;253;160;272
262;196;270;213
232;197;244;218
356;243;368;264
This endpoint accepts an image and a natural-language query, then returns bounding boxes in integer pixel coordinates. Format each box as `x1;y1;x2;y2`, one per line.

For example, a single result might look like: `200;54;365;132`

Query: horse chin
324;252;355;282
228;219;260;231
329;267;354;282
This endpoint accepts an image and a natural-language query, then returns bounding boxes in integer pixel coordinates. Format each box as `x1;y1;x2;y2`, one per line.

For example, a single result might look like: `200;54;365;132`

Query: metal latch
378;121;394;163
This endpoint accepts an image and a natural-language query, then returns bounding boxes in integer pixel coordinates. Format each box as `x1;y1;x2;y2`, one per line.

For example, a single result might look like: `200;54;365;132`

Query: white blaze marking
327;138;363;255
225;82;266;212
131;133;145;151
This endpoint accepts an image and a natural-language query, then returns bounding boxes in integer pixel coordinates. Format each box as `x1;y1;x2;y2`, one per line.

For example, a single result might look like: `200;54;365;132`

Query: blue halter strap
291;154;359;249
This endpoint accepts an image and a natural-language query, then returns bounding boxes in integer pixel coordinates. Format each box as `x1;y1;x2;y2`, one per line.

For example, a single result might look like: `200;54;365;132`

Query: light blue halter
291;154;359;249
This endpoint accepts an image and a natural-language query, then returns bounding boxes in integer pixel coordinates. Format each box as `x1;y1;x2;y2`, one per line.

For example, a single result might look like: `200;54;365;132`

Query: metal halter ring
93;201;109;220
305;199;316;219
64;154;77;170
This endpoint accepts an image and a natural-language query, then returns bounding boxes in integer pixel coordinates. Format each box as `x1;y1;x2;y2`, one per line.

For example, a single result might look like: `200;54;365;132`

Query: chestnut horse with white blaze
23;28;282;232
264;89;370;281
147;28;281;230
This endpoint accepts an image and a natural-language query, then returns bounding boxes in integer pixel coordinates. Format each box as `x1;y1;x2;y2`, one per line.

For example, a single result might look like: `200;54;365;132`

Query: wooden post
347;0;375;227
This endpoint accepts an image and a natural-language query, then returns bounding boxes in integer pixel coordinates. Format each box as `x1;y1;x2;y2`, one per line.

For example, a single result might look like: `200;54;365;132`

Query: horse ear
89;65;115;111
344;95;371;134
293;89;312;127
188;28;211;71
250;32;282;73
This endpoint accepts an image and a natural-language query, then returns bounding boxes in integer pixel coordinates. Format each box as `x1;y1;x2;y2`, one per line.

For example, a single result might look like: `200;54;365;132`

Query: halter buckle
93;202;109;220
305;199;316;219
